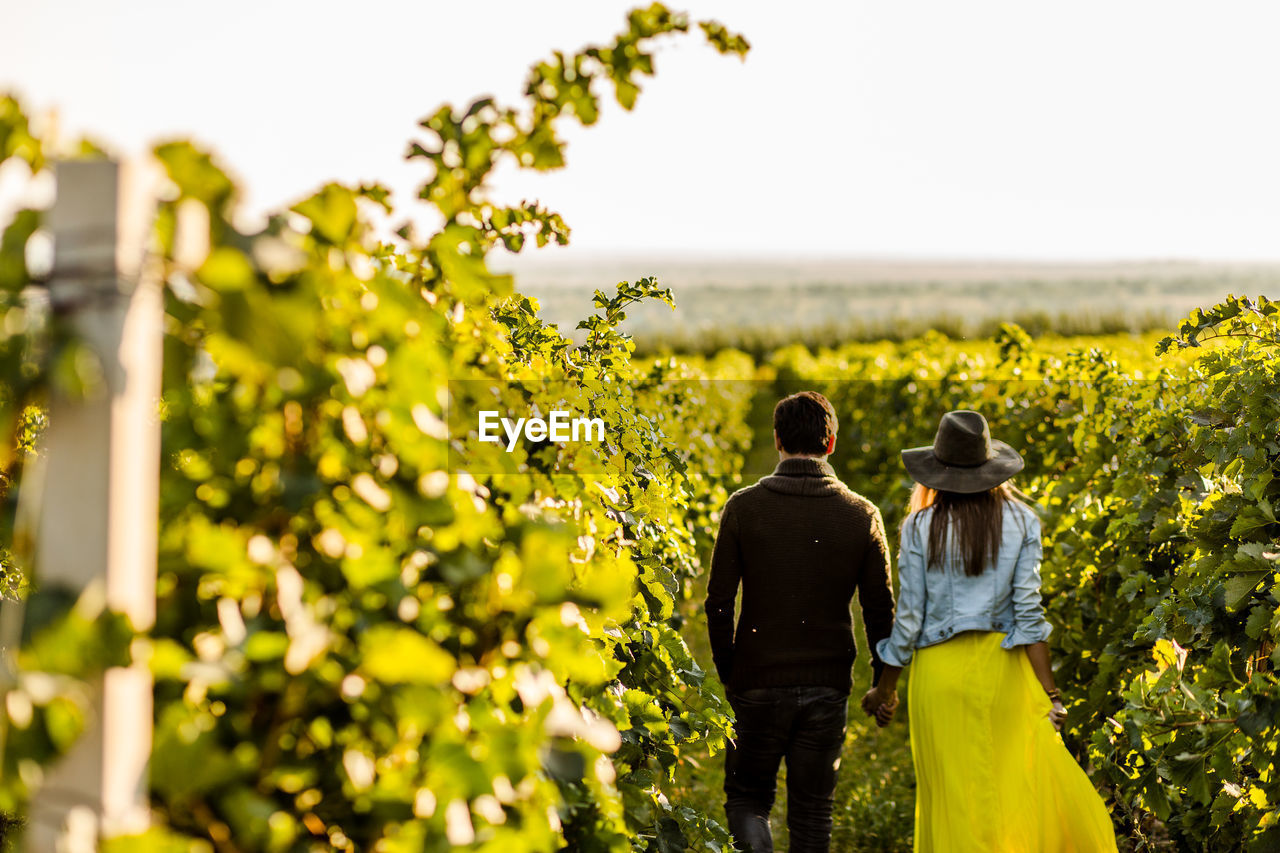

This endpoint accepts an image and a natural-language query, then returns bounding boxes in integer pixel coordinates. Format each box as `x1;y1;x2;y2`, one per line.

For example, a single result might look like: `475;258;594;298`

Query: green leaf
359;625;456;685
1224;571;1269;611
1245;605;1273;640
154;140;235;212
196;247;256;292
292;183;358;245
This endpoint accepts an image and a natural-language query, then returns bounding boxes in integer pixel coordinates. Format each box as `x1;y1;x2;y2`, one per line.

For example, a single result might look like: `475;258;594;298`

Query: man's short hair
773;391;838;456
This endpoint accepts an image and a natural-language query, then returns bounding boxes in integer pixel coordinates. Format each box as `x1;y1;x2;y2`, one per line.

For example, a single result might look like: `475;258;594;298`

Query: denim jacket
875;499;1052;668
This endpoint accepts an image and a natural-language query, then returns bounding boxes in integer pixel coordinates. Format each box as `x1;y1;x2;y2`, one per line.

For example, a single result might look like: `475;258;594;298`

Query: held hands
860;686;899;728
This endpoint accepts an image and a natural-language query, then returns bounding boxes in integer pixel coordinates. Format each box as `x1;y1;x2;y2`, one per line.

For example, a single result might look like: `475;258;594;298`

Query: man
705;391;897;853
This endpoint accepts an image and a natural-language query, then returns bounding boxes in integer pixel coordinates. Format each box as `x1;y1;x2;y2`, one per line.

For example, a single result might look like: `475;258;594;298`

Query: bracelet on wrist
1045;687;1062;702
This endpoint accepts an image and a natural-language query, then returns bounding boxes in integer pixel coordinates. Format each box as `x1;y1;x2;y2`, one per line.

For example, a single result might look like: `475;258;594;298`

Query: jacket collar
759;457;845;496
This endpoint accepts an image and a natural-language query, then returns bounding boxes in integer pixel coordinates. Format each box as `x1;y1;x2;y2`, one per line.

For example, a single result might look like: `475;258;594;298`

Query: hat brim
901;440;1024;494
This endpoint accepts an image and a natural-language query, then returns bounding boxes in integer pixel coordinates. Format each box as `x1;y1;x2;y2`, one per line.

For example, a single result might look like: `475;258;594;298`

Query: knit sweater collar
759;457;845;496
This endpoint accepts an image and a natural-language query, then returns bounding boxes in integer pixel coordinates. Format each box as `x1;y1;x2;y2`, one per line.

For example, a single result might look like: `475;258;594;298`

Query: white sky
5;0;1280;260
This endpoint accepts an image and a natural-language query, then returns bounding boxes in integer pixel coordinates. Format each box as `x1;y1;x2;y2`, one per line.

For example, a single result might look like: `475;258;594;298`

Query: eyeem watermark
479;410;606;452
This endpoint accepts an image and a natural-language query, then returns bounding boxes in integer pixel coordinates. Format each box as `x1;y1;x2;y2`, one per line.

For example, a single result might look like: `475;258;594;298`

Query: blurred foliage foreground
1;7;1279;853
1;6;757;851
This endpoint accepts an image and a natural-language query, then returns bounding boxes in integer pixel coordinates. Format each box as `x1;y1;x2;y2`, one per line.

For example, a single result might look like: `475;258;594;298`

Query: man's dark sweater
705;457;896;692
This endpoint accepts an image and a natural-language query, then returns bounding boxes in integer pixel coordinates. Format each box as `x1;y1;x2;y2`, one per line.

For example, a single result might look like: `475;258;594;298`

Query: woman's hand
874;694;898;727
1048;699;1067;732
860;686;899;727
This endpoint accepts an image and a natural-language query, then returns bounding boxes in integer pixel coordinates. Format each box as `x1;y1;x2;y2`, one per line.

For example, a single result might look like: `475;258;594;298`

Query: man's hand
860;686;899;727
859;688;881;715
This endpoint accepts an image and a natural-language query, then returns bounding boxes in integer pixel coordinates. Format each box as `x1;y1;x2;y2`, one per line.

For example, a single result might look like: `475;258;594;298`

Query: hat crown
901;410;1023;493
932;410;992;467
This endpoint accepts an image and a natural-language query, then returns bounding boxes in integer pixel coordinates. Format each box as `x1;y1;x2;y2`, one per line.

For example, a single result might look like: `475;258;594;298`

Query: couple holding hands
705;393;1117;852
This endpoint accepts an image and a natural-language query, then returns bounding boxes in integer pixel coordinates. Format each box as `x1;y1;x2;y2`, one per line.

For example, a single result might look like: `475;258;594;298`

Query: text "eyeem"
478;410;606;452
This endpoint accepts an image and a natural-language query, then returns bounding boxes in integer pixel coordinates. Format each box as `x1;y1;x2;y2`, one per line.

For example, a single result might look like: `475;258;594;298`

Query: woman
861;410;1116;852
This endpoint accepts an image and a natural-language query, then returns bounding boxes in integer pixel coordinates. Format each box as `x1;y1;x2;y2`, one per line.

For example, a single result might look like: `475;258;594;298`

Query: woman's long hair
908;482;1025;576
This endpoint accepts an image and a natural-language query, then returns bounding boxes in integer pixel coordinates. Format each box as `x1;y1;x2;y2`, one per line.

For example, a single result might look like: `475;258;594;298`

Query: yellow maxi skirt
908;632;1118;853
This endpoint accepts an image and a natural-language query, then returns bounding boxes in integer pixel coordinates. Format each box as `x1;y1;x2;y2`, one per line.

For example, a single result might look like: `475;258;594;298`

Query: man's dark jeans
724;685;848;853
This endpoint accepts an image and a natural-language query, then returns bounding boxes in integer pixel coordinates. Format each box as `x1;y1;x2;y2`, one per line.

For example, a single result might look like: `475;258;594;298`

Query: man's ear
774;430;783;452
825;434;836;455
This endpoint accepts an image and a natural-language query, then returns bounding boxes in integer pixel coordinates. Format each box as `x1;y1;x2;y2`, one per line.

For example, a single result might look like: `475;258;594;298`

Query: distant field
497;255;1280;350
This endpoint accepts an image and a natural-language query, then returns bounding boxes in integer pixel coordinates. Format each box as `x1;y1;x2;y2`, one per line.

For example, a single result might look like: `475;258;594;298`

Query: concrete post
23;158;160;851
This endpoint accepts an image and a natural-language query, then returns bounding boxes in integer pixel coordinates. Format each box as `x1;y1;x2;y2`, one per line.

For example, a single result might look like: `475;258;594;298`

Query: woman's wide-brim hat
901;410;1024;494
